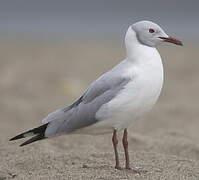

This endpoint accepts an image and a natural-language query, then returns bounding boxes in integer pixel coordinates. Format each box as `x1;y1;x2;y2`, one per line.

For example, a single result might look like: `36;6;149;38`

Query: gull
10;20;182;171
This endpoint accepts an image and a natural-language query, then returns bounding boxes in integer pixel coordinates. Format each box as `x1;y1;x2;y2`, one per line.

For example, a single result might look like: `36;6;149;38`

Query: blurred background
0;1;199;179
0;0;198;128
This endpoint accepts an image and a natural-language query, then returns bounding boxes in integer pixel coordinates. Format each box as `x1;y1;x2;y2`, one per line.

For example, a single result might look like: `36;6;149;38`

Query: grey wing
43;67;130;137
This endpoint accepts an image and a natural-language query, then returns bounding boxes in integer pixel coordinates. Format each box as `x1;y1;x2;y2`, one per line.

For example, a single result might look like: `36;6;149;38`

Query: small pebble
82;164;88;168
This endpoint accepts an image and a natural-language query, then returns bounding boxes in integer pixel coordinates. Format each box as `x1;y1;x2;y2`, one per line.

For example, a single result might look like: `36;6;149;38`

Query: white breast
96;51;163;130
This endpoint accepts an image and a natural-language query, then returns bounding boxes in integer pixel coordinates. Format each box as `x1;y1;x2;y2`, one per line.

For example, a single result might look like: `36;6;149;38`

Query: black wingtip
9;123;48;142
20;134;45;146
9;134;25;141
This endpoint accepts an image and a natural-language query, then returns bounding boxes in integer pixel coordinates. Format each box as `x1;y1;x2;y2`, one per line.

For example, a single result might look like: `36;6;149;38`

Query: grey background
0;0;198;38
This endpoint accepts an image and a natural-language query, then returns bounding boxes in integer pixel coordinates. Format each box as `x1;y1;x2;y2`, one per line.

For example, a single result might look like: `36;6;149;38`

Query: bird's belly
76;80;162;135
95;66;163;130
75;60;164;135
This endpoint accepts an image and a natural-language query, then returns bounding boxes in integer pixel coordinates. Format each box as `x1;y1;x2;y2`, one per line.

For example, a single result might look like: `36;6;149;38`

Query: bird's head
126;20;183;47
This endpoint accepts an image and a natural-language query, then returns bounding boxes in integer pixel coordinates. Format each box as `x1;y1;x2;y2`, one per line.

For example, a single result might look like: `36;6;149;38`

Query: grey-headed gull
10;20;182;171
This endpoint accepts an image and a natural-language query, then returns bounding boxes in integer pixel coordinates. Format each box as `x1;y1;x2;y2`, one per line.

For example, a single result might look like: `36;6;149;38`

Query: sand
0;38;199;180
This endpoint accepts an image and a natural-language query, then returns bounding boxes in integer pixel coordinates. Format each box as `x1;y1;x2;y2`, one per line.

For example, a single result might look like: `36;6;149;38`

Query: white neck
125;27;160;64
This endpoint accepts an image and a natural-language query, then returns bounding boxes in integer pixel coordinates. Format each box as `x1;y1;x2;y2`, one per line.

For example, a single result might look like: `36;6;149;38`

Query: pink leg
122;128;131;169
112;129;122;170
122;128;147;174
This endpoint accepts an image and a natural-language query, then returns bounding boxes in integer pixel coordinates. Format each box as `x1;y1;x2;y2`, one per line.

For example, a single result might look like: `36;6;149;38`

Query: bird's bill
159;36;183;46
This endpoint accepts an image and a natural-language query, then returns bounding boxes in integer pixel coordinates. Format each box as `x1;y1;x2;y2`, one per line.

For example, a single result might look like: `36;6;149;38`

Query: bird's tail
9;123;48;146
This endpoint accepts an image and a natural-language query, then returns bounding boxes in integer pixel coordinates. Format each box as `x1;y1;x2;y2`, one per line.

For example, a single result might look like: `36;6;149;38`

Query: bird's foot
125;167;147;174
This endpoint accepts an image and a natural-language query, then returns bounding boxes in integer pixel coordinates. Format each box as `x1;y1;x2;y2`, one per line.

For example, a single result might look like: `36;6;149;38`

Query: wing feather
43;61;131;136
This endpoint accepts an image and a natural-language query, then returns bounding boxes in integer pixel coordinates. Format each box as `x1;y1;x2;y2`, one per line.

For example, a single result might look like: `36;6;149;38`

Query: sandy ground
0;38;199;180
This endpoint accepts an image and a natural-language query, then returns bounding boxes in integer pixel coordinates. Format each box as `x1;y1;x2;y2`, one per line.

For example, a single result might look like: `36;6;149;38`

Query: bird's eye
149;28;155;33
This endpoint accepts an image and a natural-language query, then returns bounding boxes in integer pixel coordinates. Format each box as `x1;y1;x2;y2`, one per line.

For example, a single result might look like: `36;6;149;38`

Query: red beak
159;37;183;46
